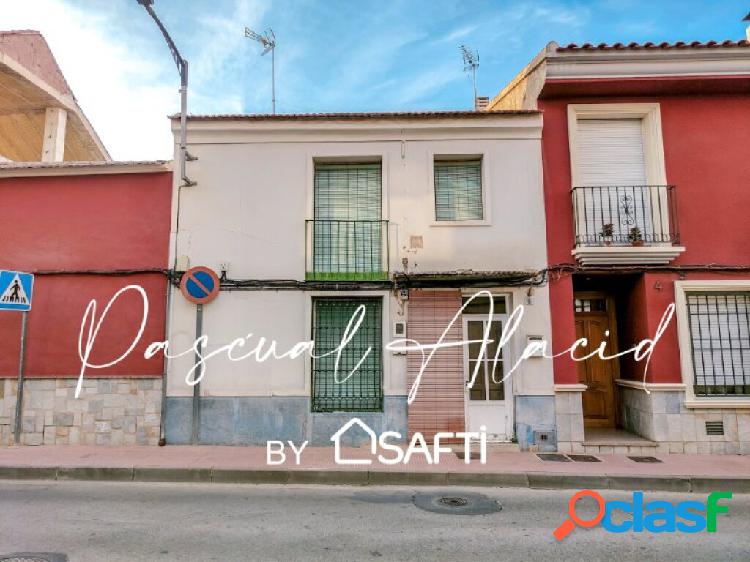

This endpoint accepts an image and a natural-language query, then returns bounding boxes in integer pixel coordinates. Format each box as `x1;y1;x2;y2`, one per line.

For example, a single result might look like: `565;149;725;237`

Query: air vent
705;421;724;436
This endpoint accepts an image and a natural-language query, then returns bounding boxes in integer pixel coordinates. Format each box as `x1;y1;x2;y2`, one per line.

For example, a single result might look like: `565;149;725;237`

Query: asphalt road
1;481;748;562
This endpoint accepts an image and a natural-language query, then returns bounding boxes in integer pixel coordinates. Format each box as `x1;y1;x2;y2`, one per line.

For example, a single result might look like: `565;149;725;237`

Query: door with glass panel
462;296;511;440
311;162;384;280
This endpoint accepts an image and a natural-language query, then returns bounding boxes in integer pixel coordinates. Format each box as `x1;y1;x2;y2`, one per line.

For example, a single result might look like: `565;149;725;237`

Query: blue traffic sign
180;266;220;305
0;270;34;311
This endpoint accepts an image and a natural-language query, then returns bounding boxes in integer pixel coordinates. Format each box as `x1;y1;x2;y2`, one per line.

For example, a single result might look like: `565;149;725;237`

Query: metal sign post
179;266;220;445
192;303;203;444
0;270;35;446
13;311;28;445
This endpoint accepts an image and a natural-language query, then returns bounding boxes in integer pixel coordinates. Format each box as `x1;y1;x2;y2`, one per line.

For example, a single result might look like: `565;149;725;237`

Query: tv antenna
460;44;479;107
245;27;277;114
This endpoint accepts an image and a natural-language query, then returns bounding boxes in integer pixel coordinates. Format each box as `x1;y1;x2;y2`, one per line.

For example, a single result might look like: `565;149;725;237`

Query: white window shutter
577;119;647;186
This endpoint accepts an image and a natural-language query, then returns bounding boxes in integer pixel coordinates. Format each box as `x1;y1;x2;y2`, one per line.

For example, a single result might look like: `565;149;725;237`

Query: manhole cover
438;496;468;507
0;554;68;562
628;456;662;463
413;492;502;515
537;453;571;462
568;454;601;463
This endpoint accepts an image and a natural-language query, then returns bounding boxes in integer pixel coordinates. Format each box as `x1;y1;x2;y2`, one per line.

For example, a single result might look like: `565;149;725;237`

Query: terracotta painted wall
0;171;172;377
541;94;750;384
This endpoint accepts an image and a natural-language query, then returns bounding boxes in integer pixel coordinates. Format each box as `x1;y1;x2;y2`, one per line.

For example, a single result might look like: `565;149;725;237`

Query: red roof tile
176;109;540;121
557;39;750;52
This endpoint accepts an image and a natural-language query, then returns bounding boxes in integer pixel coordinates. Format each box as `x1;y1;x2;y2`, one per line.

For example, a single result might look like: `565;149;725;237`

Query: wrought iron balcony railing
305;219;389;281
571;185;679;247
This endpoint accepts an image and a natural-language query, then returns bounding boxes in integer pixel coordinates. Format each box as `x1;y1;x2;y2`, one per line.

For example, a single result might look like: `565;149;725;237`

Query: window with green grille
434;160;484;221
312;298;383;412
312;163;383;278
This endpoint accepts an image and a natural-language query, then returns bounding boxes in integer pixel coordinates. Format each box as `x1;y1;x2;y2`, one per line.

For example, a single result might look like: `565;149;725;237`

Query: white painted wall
167;115;551;398
169;115;545;277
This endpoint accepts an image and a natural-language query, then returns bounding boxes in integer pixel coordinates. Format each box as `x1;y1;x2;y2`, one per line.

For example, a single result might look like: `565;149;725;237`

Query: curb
1;466;749;492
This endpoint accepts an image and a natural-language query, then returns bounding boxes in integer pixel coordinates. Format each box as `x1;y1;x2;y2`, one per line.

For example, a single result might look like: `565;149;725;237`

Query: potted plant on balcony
628;226;644;247
600;223;614;246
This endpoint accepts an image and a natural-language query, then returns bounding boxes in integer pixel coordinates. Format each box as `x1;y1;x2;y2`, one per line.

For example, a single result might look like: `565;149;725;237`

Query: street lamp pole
136;0;196;187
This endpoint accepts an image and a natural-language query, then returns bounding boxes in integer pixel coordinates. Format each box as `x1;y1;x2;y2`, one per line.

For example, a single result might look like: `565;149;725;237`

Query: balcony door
575;118;654;244
312;163;383;279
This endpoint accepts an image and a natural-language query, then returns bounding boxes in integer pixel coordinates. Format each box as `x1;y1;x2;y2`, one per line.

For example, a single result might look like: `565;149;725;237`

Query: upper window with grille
434;159;484;221
686;292;750;397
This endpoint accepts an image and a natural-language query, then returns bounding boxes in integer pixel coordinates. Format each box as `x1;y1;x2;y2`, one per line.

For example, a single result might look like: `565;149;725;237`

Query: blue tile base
164;395;407;446
515;395;556;452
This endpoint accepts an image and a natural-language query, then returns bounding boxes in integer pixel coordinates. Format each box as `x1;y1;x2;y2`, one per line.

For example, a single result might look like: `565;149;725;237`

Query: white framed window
675;281;750;408
432;156;488;224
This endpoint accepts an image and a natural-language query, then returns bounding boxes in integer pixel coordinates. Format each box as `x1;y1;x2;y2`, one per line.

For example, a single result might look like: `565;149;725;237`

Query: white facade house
164;111;555;449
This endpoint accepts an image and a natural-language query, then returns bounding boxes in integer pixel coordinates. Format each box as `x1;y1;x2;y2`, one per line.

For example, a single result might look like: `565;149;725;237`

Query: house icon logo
330;418;377;465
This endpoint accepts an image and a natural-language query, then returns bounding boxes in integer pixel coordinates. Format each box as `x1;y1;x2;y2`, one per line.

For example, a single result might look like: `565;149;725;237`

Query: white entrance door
463;314;512;441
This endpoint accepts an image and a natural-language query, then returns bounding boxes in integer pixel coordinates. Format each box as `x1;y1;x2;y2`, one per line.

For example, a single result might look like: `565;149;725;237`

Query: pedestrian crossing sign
0;270;34;311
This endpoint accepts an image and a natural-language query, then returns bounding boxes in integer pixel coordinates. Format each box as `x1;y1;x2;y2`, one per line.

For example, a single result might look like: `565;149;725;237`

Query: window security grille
434;160;483;221
312;163;383;277
311;298;383;412
687;292;750;396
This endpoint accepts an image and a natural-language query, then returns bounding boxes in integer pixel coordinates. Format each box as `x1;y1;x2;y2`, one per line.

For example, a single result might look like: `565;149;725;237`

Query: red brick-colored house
0;162;172;445
489;40;750;454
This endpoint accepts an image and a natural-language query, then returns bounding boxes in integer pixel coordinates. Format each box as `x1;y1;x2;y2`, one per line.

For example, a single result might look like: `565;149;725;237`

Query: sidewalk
0;445;748;492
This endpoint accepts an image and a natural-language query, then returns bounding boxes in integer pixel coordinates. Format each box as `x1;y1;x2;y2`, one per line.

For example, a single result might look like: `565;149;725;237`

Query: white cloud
2;0;265;161
438;24;480;44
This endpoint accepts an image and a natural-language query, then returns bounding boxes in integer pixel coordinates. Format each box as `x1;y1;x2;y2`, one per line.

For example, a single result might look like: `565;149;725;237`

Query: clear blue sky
5;0;748;159
154;0;749;113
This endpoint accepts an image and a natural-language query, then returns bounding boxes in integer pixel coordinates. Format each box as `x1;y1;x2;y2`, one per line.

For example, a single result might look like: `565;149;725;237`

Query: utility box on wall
533;430;557;453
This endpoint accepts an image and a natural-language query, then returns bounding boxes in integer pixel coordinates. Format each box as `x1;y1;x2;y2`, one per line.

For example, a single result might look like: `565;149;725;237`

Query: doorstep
582;428;657;455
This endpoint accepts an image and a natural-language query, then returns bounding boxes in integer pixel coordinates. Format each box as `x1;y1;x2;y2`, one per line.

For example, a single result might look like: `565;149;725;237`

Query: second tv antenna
245;27;277;114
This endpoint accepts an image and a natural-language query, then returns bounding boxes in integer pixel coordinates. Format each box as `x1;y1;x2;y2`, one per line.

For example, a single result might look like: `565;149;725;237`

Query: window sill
430;220;491;227
684;399;750;409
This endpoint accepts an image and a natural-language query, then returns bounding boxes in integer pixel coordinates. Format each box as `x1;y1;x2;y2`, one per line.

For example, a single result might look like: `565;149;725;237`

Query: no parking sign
180;266;220;305
178;265;220;445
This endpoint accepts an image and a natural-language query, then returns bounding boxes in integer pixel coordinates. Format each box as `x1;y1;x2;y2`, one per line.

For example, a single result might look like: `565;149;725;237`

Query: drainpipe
158;273;173;445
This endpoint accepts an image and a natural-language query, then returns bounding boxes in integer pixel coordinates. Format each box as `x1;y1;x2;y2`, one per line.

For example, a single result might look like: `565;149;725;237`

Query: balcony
571;185;685;265
305;219;389;281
